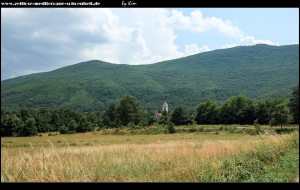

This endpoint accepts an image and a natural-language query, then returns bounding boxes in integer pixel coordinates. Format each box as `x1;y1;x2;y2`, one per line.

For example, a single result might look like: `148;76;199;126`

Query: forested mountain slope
1;44;298;113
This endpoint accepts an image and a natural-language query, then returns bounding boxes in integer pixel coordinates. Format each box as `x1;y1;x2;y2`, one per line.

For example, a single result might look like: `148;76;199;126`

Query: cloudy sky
1;8;299;81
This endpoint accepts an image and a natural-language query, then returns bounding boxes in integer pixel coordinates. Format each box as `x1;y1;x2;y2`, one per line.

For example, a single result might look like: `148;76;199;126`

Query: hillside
1;44;299;113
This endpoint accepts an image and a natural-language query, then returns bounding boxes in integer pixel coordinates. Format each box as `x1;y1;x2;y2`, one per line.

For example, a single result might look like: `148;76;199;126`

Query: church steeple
162;101;168;113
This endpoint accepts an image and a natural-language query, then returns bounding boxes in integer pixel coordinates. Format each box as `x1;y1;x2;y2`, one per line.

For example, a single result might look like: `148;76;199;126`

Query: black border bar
1;1;296;8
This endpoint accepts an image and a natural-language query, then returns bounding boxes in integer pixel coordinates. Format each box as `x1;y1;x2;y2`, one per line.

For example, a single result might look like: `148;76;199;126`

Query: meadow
1;125;299;182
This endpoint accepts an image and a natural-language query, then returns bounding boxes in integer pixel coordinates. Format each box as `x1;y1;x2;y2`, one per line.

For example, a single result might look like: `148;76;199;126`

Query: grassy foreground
1;126;299;182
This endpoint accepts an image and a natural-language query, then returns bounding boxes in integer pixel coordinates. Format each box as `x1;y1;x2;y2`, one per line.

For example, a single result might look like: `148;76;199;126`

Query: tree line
1;84;298;137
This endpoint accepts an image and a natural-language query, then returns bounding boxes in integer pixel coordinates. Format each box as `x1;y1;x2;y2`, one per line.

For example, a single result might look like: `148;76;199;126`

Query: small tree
269;103;292;128
59;125;68;134
117;94;145;126
148;116;158;126
158;116;169;125
195;100;219;124
105;103;117;123
102;115;112;128
19;118;38;137
167;121;176;134
67;119;77;134
253;119;261;134
76;116;93;133
87;112;97;124
2;114;22;136
20;108;30;123
255;99;273;125
170;106;188;126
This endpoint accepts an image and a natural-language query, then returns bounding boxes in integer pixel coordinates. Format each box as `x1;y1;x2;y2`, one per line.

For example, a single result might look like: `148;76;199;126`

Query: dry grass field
1;125;299;182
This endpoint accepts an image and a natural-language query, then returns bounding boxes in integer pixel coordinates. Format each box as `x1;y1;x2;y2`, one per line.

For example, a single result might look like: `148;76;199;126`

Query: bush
59;125;68;134
254;119;261;133
221;155;266;182
244;128;258;135
167;121;176;134
275;128;297;134
189;128;197;133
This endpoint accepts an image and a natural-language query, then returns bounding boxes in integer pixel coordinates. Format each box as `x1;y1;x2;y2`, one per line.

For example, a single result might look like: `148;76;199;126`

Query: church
155;101;168;121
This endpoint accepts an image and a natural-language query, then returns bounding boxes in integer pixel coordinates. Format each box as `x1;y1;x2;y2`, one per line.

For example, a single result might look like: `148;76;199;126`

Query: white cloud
221;34;279;49
127;9;183;60
127;8;279;60
184;44;200;56
168;9;241;38
199;45;211;52
182;44;211;57
1;8;282;80
164;9;278;50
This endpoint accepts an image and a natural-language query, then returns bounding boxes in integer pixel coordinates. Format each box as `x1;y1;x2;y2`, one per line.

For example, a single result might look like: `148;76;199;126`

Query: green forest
1;83;298;137
1;44;299;113
1;44;299;137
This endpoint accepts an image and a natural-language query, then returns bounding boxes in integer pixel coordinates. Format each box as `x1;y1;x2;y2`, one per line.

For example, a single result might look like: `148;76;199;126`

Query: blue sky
1;8;299;81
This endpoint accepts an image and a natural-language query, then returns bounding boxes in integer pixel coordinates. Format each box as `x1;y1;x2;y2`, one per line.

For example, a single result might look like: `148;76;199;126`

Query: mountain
1;44;299;113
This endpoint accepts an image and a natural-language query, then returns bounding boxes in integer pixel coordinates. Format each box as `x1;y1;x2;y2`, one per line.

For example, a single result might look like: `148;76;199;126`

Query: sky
1;8;299;81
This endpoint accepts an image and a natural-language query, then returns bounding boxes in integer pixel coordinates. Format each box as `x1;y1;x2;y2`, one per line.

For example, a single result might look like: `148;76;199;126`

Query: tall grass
1;132;298;182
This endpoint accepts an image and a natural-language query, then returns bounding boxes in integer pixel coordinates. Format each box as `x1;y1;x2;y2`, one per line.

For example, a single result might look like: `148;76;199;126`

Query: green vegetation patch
194;133;299;182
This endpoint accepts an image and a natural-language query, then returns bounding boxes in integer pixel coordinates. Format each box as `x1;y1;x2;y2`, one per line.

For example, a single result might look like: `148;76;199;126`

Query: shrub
275;128;297;134
167;121;176;134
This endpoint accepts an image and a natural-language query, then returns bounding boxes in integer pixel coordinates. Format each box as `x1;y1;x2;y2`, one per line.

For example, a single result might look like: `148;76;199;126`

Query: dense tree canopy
289;83;299;124
1;86;299;137
269;102;292;128
255;99;273;125
117;94;147;127
195;100;220;124
219;95;255;124
170;106;189;126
